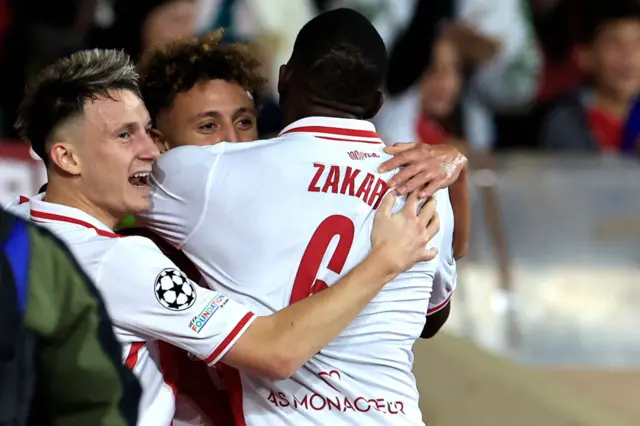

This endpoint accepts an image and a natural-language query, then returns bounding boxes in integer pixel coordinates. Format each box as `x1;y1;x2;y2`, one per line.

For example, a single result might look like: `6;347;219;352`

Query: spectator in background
375;34;469;260
0;0;98;138
90;0;197;62
540;0;640;153
453;0;541;151
384;0;540;151
315;0;417;48
376;35;462;147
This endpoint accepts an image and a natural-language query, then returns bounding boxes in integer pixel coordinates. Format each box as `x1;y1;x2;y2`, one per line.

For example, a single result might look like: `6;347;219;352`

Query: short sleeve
428;189;457;315
141;144;226;249
428;260;456;315
98;236;255;365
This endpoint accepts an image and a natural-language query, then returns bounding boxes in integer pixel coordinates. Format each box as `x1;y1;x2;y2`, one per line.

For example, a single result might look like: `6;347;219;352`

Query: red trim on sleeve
125;342;145;370
427;292;453;315
204;312;255;365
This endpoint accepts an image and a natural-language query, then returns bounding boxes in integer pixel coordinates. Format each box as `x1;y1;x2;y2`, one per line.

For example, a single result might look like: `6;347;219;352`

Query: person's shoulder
118;228;185;263
155;144;228;170
218;136;304;161
97;235;173;278
108;234;163;256
3;195;32;220
545;88;590;119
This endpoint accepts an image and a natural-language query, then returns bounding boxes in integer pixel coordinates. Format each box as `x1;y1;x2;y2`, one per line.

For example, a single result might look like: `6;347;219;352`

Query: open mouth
129;172;150;188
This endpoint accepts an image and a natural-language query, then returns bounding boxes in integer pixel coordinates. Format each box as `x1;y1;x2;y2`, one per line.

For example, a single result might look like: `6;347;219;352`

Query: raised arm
106;192;440;381
225;192;440;379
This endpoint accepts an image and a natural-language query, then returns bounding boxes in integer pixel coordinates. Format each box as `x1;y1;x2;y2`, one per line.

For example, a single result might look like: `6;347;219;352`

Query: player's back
147;118;445;425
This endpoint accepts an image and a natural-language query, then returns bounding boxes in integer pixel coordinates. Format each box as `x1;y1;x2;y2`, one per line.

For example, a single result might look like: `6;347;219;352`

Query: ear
364;90;384;120
573;44;594;74
50;142;81;175
277;64;292;98
149;128;169;153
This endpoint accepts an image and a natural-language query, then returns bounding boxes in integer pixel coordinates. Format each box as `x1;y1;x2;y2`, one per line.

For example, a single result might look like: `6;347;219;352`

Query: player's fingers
404;190;420;216
382;142;419;155
387;163;428;191
417;180;441;199
418;197;437;227
424;212;440;240
396;171;438;196
379;143;421;173
377;191;397;217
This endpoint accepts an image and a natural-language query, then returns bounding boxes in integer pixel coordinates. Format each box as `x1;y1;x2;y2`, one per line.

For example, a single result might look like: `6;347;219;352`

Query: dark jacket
0;209;141;426
539;88;600;152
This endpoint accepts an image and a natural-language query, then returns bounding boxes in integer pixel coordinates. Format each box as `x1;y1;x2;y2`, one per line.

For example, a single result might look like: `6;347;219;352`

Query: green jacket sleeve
24;225;141;426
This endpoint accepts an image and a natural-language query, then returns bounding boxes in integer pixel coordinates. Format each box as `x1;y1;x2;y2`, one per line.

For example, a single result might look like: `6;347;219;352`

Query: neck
281;96;363;128
594;87;633;119
45;178;119;230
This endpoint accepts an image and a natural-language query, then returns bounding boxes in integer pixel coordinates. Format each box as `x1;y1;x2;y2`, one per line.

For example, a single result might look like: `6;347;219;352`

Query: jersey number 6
289;215;355;305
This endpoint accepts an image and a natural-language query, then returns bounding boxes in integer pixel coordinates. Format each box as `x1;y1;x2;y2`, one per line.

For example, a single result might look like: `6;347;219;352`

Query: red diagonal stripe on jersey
30;209;121;238
125;342;145;370
282;125;381;139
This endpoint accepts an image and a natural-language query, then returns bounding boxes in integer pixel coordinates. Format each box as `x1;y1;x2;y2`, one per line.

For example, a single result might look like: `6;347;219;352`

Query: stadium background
0;0;638;424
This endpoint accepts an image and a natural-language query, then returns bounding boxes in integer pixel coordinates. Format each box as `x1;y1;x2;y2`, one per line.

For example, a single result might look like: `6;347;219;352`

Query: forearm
450;167;470;259
231;250;396;379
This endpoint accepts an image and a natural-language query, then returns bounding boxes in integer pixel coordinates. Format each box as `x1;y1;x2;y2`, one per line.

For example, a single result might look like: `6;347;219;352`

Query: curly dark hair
138;30;267;122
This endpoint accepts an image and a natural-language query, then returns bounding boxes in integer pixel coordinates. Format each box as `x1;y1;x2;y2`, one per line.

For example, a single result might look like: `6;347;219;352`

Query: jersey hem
427;292;453;315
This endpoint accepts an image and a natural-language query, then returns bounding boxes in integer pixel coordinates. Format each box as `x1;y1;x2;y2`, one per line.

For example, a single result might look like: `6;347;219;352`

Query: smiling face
154;79;258;150
419;37;461;120
579;18;640;102
51;89;159;222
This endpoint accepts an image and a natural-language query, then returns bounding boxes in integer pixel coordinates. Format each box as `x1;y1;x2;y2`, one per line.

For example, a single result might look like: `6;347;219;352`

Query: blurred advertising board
448;155;640;367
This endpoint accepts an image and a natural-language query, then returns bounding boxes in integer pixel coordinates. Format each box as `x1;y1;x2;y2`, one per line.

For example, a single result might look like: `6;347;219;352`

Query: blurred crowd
0;0;639;156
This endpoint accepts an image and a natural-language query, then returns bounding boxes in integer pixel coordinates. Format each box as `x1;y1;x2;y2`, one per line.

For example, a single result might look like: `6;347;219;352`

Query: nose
219;123;241;143
140;132;161;161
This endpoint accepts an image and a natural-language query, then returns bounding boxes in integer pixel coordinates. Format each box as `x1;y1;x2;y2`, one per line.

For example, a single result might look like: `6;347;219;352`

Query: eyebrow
192;107;258;122
114;118;153;132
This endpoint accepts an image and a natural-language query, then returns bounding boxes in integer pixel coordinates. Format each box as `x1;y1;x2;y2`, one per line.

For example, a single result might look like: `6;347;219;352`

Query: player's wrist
364;247;403;283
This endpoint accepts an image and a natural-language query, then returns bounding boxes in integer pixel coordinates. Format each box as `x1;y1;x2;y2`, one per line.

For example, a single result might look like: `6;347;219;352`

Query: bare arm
449;166;470;260
221;192;440;379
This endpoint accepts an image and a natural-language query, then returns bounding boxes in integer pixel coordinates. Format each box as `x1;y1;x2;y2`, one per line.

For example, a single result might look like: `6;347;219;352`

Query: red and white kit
144;116;456;426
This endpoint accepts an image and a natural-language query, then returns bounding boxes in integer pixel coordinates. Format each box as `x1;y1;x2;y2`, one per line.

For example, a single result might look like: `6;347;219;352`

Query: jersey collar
16;192;45;206
278;116;384;144
29;198;120;238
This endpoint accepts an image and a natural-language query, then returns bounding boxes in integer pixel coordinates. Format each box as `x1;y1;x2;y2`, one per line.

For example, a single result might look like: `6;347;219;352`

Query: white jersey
4;193;43;219
13;197;256;426
144;117;456;425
